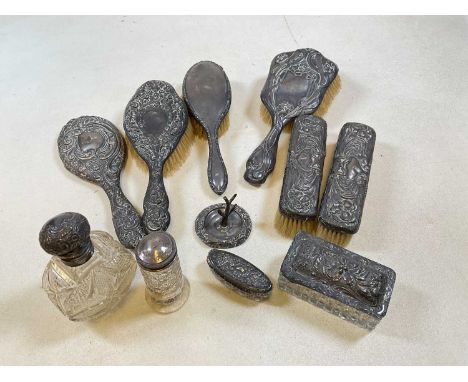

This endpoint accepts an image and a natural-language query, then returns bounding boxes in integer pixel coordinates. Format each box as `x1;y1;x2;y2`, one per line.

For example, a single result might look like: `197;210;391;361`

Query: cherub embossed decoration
124;80;188;232
207;249;272;301
244;48;338;185
277;115;327;236
57;116;146;249
183;61;231;195
195;194;251;249
278;232;396;330
319;123;376;234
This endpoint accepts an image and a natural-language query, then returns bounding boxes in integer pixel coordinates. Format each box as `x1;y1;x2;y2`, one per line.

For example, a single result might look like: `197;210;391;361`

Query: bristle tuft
315;75;342;118
191;115;230;140
275;211;316;238
316;223;351;247
260;104;272;126
163;121;195;176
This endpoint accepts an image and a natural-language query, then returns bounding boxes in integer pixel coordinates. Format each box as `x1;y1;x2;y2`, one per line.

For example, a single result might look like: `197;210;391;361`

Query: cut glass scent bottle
39;212;137;321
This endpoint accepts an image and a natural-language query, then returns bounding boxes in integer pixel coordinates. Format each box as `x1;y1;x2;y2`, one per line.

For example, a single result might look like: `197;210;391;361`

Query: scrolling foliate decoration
58;116;145;249
245;48;338;185
319;123;376;234
124;80;188;232
280;115;327;219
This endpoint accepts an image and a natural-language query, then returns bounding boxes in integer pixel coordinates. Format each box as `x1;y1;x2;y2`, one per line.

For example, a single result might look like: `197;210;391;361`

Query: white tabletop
1;16;467;365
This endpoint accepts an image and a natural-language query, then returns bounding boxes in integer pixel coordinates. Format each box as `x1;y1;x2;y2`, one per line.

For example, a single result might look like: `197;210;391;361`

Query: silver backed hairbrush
124;80;188;232
57;116;146;249
244;48;338;185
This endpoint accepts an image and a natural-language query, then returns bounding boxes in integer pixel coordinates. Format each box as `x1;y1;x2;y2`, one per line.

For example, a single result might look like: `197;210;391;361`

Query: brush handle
143;169;170;232
244;116;284;185
102;183;146;248
207;132;228;195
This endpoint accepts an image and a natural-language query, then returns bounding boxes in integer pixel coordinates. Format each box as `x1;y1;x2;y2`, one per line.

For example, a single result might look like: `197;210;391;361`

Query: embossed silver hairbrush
244;48;339;185
124;80;188;232
279;232;396;330
57;116;146;249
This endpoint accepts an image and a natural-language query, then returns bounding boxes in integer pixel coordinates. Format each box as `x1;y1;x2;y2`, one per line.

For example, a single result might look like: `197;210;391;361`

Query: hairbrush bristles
124;123;194;177
315;75;341;118
260;105;294;133
275;210;317;238
163;121;194;176
316;223;351;247
191;114;230;140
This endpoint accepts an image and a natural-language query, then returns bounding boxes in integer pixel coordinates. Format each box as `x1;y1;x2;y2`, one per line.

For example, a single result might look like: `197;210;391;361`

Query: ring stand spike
195;194;252;249
219;194;237;227
244;48;339;185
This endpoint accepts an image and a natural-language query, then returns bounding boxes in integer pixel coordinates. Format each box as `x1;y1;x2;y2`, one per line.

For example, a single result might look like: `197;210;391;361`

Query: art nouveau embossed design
39;212;93;267
319;123;376;234
293;240;385;306
57;116;145;248
279;232;396;327
207;249;272;300
124;81;188;232
183;61;231;195
244;48;338;185
280;115;326;219
42;231;137;321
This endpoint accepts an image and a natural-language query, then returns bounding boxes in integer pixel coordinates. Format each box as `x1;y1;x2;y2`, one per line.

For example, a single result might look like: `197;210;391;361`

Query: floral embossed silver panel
279;232;395;330
319;122;376;234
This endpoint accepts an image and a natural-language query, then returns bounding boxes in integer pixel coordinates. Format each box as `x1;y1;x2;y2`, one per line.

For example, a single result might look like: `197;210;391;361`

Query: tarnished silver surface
124;81;188;232
279;232;396;330
319;122;376;234
183;61;231;195
57;116;146;249
279;115;327;220
39;212;93;267
195;195;252;248
40;212;137;322
136;232;190;313
244;48;338;185
207;249;272;301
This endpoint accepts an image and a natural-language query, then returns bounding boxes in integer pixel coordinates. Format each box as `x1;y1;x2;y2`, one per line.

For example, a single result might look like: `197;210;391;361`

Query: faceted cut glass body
42;231;136;321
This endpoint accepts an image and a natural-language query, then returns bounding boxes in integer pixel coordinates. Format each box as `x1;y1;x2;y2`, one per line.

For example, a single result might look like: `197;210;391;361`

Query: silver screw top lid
135;232;177;270
39;212;94;267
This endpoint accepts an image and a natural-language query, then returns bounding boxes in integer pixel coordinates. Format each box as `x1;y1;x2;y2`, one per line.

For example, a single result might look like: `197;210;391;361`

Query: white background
0;16;467;365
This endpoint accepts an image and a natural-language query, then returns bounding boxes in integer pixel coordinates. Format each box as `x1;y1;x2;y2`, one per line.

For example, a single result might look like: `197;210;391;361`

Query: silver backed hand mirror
124;80;188;232
244;48;338;185
183;61;231;195
57;116;146;249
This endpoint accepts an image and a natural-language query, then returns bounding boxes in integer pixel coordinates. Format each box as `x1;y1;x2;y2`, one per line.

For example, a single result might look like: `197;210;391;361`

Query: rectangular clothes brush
276;115;327;237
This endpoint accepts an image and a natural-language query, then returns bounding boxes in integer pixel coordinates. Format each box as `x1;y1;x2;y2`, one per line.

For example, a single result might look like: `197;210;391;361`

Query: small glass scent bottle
39;212;137;321
135;232;190;313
